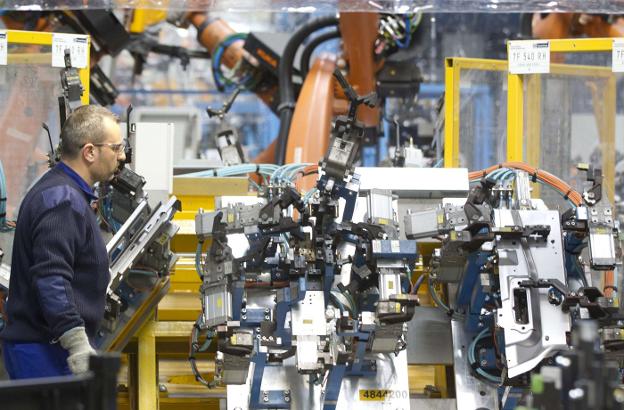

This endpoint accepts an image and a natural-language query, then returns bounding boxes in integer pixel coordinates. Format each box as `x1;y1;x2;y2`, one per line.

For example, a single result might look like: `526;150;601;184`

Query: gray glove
58;326;96;375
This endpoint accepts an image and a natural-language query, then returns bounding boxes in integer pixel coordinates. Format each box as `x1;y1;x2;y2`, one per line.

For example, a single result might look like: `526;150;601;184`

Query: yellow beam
550;63;613;78
80;37;90;105
525;74;542;196
450;57;508;72
507;73;524;162
138;318;159;410
6;29;55;46
604;75;616;203
525;74;542;168
549;37;614;53
449;57;612;77
173;177;250;197
444;58;461;167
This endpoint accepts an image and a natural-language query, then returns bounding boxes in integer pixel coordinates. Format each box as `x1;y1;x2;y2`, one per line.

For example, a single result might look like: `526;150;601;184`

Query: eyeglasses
82;142;126;153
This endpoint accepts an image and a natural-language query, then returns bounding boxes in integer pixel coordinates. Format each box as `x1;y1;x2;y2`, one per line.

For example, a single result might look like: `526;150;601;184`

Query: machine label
52;34;88;68
613;39;624;72
0;31;7;66
359;389;409;401
508;40;550;74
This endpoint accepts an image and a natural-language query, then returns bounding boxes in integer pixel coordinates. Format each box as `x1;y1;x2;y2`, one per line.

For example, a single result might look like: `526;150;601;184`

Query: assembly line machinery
184;74;624;410
0;12;623;410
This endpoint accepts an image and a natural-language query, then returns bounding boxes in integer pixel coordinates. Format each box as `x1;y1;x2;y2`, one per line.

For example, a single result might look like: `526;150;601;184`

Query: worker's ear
81;143;97;164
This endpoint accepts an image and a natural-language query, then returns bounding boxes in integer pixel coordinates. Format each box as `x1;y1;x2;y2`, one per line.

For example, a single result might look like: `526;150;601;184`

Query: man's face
93;118;126;183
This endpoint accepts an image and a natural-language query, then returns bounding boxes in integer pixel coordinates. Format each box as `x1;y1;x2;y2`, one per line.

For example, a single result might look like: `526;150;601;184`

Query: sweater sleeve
29;201;86;339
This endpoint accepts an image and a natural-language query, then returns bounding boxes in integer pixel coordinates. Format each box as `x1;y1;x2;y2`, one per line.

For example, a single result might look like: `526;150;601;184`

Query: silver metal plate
451;320;499;410
291;291;327;336
407;307;453;365
494;209;570;378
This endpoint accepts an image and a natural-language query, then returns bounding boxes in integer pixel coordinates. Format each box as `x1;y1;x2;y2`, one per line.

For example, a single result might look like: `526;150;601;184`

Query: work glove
58;326;96;375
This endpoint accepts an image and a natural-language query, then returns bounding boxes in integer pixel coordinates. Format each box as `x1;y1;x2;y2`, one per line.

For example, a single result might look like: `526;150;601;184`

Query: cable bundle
469;162;583;206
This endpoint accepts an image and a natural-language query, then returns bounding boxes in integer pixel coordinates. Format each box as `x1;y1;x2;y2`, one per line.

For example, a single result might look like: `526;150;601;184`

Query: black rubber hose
275;16;340;165
300;28;341;80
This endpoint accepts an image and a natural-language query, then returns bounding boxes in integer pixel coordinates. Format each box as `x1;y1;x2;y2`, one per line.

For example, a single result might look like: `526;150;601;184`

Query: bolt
241;315;247;320
159;384;167;392
545;336;550;341
241;308;247;313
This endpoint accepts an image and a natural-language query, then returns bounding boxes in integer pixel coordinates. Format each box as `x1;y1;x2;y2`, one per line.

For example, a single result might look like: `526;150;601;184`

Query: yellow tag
437;213;444;224
359;389;389;401
227;213;234;223
378;218;388;225
156;233;168;246
303;319;313;324
387;280;394;290
217;297;222;308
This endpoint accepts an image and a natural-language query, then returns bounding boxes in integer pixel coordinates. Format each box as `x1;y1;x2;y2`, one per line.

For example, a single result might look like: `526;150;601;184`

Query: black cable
300;28;341;79
275;16;339;165
189;314;218;389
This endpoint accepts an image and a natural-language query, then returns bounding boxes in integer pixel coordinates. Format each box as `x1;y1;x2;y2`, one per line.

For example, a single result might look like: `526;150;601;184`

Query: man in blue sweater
0;105;125;378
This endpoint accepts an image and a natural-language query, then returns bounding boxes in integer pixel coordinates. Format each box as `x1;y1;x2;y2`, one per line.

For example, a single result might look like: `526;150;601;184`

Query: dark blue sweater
0;163;110;343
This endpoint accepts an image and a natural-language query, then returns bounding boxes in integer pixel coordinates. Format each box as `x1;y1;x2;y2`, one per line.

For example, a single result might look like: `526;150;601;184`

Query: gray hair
59;105;118;159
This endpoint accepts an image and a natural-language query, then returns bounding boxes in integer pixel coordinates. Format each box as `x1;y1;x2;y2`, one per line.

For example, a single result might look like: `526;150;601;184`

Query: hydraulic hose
275;15;340;165
300;28;341;79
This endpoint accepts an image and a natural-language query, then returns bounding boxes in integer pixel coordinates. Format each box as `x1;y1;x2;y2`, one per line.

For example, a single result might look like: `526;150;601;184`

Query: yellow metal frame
444;57;508;167
445;41;616;200
506;37;616;200
4;30;90;104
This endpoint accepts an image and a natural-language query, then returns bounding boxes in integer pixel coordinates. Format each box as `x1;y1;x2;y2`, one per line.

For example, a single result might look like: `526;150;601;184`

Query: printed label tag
52;34;88;68
508;40;550;74
0;31;7;66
